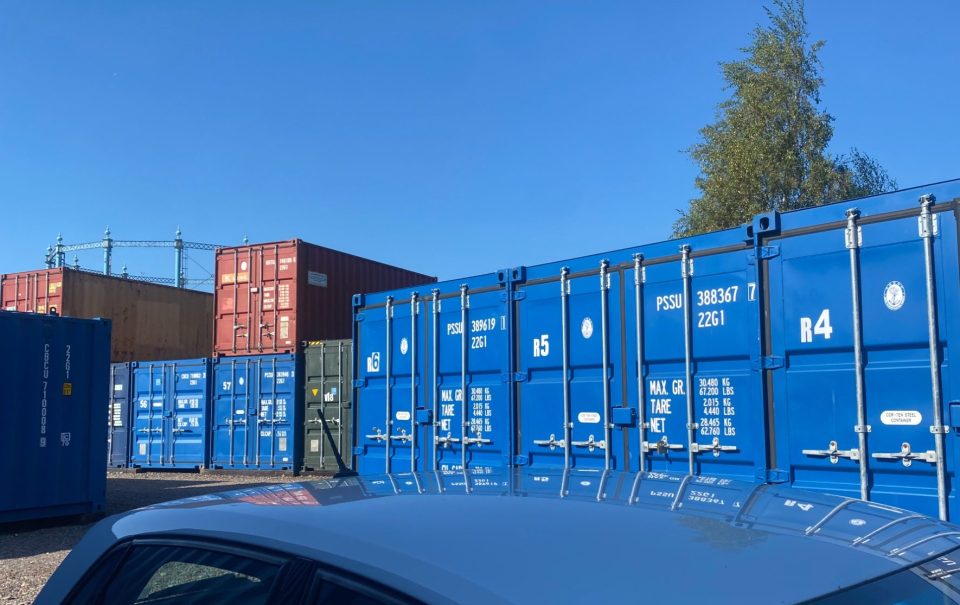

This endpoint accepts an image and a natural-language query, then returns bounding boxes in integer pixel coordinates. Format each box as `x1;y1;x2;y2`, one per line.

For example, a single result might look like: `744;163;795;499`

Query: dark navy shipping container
108;362;133;468
0;311;111;523
130;358;212;470
211;353;303;472
354;179;960;521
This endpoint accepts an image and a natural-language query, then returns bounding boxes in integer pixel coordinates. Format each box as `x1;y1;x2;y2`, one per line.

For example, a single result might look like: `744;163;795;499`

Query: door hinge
748;245;780;264
752;356;784;370
502;372;528;383
761;468;789;483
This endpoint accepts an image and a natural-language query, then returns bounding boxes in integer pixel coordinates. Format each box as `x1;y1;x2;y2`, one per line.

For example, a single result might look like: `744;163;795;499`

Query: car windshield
805;551;960;604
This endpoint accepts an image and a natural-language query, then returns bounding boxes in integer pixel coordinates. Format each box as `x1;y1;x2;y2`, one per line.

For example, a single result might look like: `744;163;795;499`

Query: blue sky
1;1;957;286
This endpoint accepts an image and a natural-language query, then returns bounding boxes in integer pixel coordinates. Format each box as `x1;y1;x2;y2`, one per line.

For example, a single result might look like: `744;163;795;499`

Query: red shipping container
214;239;435;356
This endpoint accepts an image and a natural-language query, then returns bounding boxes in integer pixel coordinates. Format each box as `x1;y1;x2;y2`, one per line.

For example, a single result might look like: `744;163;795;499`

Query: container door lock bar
872;442;937;467
692;437;738;457
389;429;412;443
463;430;491;447
643;436;683;454
365;428;388;442
534;433;567;450
435;433;460;448
571;434;606;452
802;440;860;464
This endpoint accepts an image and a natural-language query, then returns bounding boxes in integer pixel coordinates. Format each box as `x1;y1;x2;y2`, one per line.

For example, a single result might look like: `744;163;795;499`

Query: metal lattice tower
44;228;227;289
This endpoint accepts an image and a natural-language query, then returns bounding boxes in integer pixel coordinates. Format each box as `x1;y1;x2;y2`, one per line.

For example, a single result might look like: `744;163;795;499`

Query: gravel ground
0;470;301;604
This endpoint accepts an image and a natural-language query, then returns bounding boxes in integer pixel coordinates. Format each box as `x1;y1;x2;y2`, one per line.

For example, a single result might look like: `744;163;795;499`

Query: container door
259;244;300;353
304;345;325;471
131;364;165;467
169;361;208;468
769;202;958;519
517;262;627;470
212;360;253;468
324;342;353;471
640;245;766;480
430;286;512;472
355;295;427;474
258;356;297;470
305;343;352;472
108;363;131;468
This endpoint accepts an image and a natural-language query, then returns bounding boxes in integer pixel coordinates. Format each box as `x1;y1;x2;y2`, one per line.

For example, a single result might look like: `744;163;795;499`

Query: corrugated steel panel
303;340;352;472
108;362;133;468
0;311;111;523
130;358;212;470
211;353;304;471
0;268;213;362
352;179;960;521
213;240;435;357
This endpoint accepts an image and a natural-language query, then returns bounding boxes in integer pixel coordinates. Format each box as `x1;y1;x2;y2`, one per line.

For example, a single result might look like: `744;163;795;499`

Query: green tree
674;0;896;236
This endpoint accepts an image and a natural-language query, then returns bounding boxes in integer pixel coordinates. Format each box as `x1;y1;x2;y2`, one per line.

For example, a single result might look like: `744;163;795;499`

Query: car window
309;568;419;605
99;544;283;604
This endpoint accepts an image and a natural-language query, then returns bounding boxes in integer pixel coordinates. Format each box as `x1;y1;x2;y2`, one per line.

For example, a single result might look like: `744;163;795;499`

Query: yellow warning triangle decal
312;388;319;396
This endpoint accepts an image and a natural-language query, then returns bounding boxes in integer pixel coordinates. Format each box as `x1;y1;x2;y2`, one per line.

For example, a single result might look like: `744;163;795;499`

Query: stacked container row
106;343;353;474
1;268;213;362
352;179;960;521
1;311;111;523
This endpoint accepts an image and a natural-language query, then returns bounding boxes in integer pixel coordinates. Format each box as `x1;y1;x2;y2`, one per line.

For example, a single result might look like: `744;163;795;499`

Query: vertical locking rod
431;289;440;471
385;297;394;474
410;293;419;472
560;267;572;470
460;285;469;472
920;194;948;521
681;245;696;475
633;254;647;472
845;209;870;501
600;260;612;471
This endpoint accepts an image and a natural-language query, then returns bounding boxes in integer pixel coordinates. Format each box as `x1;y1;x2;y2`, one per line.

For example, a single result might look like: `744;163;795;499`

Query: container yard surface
352;179;960;522
0;268;213;362
214;239;435;357
0;471;298;605
0;312;111;524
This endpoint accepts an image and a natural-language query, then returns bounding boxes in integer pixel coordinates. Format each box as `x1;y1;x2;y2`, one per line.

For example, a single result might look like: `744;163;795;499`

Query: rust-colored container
0;268;213;362
214;239;435;356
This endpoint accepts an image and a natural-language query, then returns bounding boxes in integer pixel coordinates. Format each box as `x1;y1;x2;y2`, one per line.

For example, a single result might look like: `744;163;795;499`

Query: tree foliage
674;0;896;236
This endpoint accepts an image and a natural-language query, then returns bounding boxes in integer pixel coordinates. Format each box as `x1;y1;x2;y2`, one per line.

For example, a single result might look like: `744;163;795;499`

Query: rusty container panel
0;268;213;362
214;240;435;357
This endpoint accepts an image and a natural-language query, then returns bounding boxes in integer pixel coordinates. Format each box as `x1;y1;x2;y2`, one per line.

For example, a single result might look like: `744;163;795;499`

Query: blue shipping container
353;272;516;475
108;362;132;468
0;311;111;523
130;358;211;470
211;353;303;472
354;179;960;521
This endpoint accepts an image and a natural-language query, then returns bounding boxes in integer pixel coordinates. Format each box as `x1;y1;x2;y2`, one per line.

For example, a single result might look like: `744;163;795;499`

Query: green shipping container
302;340;352;473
